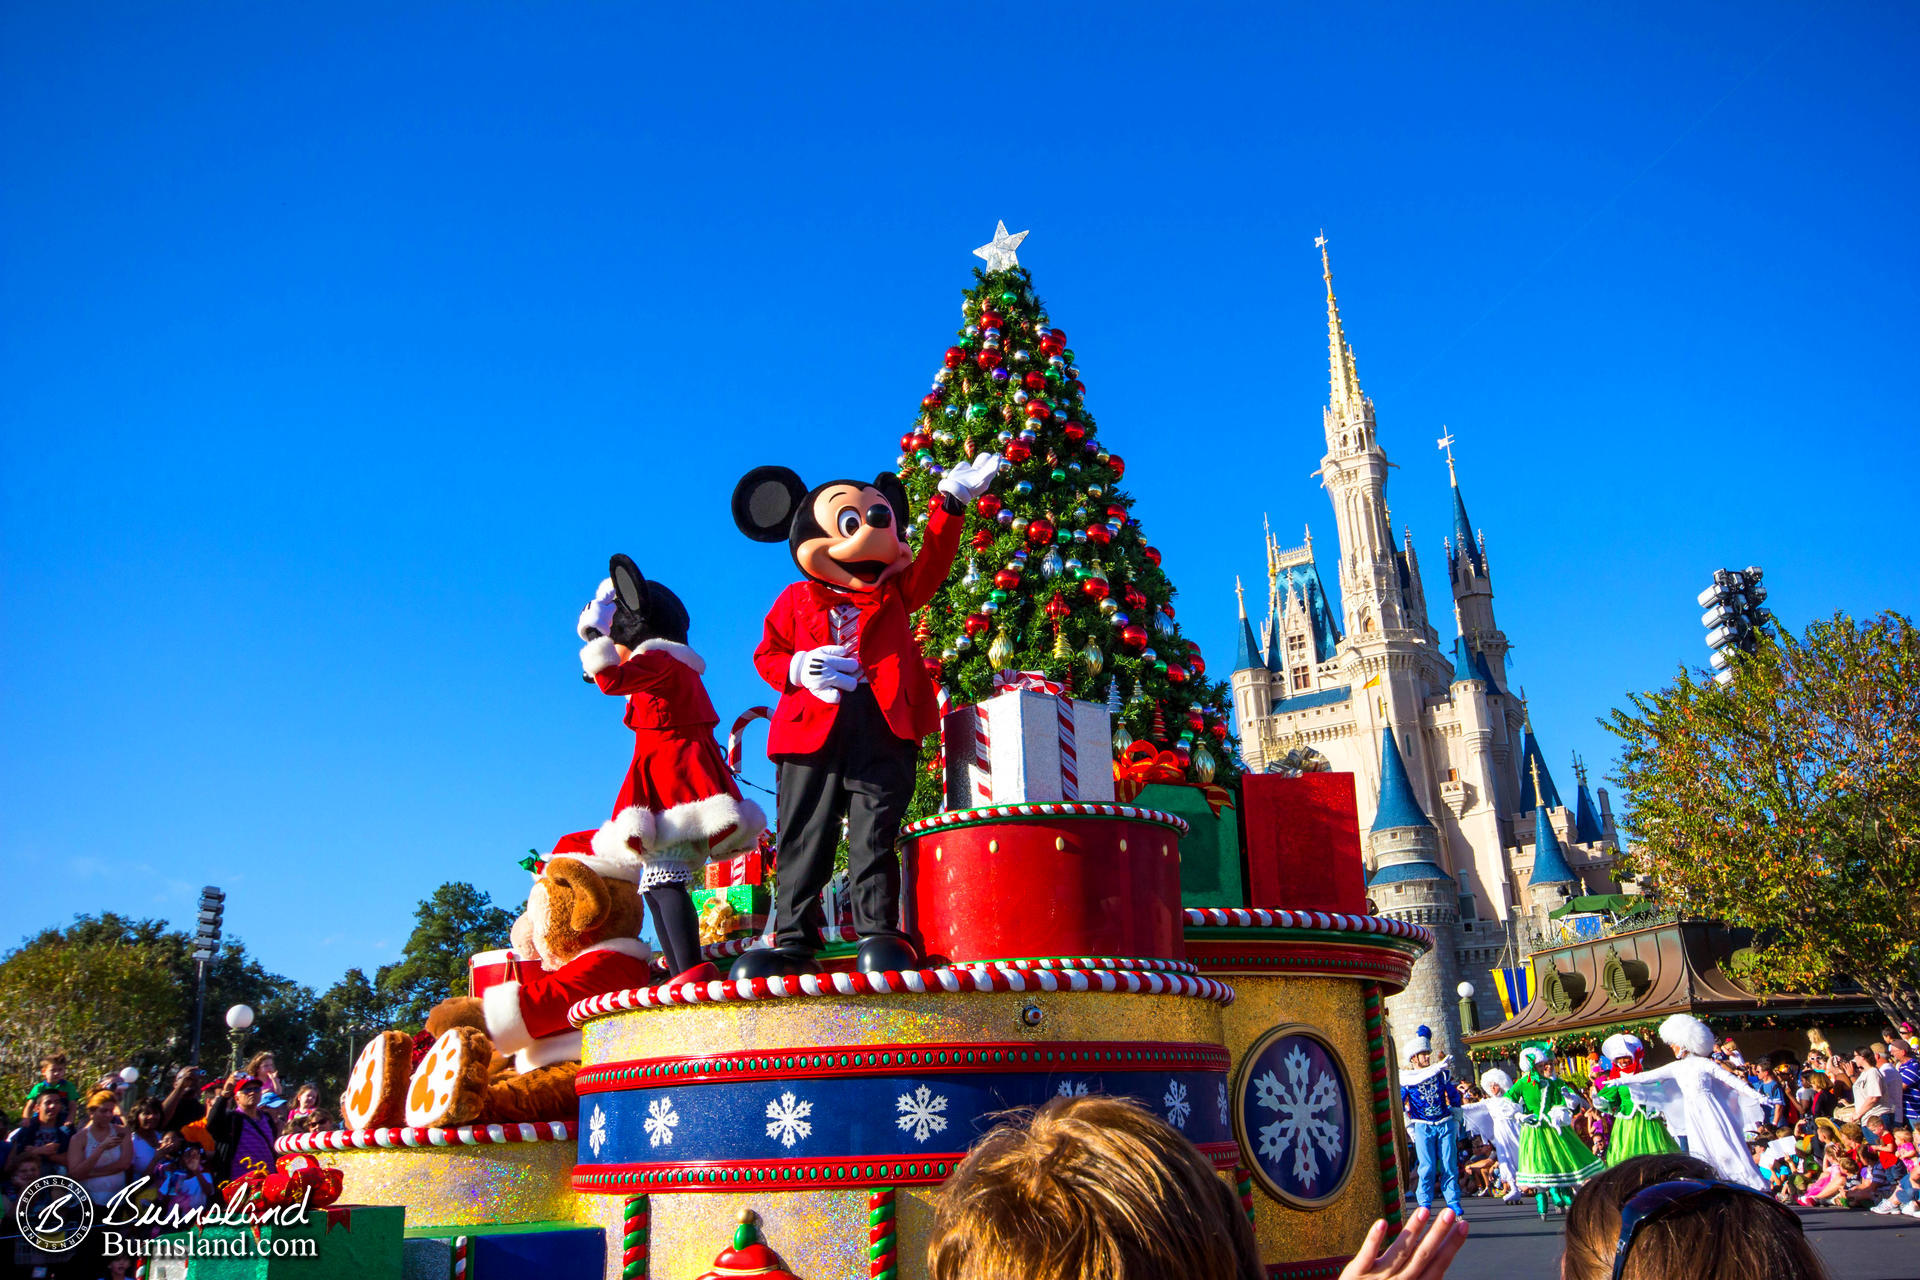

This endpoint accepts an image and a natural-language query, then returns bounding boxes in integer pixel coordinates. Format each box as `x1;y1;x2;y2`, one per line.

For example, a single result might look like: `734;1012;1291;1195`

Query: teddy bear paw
404;1027;493;1128
342;1030;413;1131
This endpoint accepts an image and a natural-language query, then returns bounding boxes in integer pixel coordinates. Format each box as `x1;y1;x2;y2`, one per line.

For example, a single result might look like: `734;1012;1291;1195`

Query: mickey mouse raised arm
729;451;1001;979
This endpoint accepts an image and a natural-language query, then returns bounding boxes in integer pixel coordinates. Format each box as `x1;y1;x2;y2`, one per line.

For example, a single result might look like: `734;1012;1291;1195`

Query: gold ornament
1112;723;1134;755
988;627;1016;670
1080;640;1104;678
1190;743;1217;785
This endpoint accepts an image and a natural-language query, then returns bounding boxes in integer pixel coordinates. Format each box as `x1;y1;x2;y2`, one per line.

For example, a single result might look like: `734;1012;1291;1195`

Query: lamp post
1457;981;1479;1035
226;1004;255;1078
118;1066;140;1107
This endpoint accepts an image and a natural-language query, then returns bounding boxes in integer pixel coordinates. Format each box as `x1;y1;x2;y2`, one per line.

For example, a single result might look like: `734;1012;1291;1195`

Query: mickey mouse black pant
771;683;916;952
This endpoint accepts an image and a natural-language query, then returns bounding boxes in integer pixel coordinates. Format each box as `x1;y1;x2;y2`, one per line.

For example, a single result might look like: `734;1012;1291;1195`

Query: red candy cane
727;706;771;773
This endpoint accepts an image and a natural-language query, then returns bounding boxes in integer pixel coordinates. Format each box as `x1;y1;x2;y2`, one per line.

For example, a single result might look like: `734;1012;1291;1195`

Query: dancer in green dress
1509;1044;1603;1217
1594;1032;1680;1165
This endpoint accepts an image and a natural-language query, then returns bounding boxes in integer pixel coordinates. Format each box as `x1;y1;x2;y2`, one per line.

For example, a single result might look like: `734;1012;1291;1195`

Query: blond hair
927;1095;1260;1280
1562;1154;1828;1280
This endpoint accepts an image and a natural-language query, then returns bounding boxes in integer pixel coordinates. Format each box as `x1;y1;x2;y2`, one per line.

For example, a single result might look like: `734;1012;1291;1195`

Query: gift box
157;1203;405;1280
1241;771;1366;913
1135;781;1244;909
692;885;769;917
703;848;767;889
942;672;1114;807
403;1223;604;1280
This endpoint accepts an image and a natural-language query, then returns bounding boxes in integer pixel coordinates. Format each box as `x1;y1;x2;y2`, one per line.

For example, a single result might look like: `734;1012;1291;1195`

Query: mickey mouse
730;451;1001;978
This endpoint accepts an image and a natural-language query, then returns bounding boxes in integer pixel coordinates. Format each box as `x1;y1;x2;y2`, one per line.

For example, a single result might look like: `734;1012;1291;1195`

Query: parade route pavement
1435;1194;1918;1278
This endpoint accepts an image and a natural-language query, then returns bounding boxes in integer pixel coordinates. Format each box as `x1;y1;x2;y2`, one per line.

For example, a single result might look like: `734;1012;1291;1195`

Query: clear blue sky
4;3;1915;990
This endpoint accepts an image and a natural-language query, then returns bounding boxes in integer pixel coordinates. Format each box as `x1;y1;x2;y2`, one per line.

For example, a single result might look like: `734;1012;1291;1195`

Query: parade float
238;228;1431;1280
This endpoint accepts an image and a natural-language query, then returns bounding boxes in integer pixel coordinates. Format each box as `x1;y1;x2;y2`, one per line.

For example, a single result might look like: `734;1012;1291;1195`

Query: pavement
1429;1194;1920;1279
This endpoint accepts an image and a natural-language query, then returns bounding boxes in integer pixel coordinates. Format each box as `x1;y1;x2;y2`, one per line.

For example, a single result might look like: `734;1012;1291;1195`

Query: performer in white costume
1617;1013;1769;1190
1461;1067;1524;1202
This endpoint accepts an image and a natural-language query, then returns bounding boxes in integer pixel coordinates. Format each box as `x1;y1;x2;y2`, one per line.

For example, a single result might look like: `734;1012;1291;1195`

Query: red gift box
1241;771;1366;914
704;848;767;889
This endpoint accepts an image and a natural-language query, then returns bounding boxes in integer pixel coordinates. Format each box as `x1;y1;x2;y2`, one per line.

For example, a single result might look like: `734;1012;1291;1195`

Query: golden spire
1235;574;1247;619
1317;232;1363;417
1438;427;1458;486
1529;755;1545;810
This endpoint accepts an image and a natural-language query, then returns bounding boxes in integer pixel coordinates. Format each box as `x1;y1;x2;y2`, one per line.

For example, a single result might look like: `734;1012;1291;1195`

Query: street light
226;1003;255;1077
1457;980;1479;1034
118;1066;139;1103
1697;567;1771;686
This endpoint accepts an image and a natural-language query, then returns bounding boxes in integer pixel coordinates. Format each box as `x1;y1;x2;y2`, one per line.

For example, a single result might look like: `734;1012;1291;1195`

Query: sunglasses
1610;1178;1802;1280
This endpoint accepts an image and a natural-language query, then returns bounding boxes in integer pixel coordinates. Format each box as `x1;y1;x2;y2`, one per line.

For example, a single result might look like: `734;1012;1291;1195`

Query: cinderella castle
1228;237;1624;1064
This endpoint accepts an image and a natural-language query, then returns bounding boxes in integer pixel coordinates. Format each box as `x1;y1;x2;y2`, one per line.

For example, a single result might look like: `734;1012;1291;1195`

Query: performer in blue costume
1400;1025;1465;1218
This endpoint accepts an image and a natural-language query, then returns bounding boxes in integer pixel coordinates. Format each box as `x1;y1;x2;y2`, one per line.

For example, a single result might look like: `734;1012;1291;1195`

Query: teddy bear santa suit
483;831;656;1073
580;635;764;881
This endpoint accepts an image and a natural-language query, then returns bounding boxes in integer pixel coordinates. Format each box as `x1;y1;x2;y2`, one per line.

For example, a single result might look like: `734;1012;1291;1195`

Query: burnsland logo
12;1175;320;1258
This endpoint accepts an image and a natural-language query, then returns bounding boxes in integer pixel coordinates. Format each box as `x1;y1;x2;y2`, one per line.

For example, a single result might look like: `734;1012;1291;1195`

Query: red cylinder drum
468;948;528;998
903;805;1188;964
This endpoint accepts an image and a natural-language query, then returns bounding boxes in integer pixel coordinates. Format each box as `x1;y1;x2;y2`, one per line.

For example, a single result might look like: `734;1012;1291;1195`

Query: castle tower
1524;757;1580;929
1572;755;1606;845
1230;576;1274;764
1439;432;1511;690
1366;726;1465;1064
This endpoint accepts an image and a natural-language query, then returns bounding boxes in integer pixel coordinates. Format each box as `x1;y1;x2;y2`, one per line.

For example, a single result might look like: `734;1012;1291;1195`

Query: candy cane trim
272;1120;575;1154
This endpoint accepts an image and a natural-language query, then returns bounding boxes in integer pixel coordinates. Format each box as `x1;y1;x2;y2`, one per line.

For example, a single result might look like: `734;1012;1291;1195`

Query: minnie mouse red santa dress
580;635;765;887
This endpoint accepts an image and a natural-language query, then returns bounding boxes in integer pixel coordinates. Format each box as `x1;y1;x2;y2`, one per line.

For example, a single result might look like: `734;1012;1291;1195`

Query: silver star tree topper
973;220;1029;272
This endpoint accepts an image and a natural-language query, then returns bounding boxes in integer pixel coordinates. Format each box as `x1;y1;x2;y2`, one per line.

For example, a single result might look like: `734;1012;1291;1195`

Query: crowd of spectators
4;1049;341;1277
1444;1024;1920;1217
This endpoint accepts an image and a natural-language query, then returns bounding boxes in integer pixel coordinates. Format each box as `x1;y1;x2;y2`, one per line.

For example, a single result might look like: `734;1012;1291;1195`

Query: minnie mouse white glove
937;452;1004;505
578;578;617;641
789;644;862;704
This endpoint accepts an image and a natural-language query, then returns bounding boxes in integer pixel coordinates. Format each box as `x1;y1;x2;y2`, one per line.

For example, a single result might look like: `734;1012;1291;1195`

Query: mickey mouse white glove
937;452;1004;505
789;643;862;704
578;578;617;641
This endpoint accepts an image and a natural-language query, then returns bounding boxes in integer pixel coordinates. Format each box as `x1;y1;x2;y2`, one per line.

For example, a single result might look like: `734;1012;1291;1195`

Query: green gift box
152;1204;404;1280
692;885;769;919
1136;782;1244;909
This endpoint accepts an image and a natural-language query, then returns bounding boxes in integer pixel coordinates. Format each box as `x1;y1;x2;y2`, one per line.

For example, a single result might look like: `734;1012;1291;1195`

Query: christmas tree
897;223;1240;817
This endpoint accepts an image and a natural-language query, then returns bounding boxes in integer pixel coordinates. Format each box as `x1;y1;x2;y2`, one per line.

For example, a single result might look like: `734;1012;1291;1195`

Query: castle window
1292;667;1310;691
1447;768;1458;782
1287;633;1306;655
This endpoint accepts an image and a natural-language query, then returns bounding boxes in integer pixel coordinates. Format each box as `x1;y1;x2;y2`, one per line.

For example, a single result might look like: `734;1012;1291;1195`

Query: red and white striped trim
1182;907;1433;946
273;1121;575;1154
993;956;1199;975
902;802;1188;836
569;964;1235;1025
701;925;859;961
726;706;770;773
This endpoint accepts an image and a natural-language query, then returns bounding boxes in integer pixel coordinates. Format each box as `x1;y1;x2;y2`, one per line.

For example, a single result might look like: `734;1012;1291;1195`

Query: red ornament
1142;545;1161;566
971;529;995;551
944;346;966;369
1044;592;1071;621
1085;524;1113;546
1161;602;1176;619
1123;585;1148;612
1186;710;1205;733
993;569;1021;590
975;348;1003;370
1004;440;1032;463
975;493;1002;518
979;310;1004;331
1107;504;1128;523
1062;422;1085;444
1023;401;1049;420
1210;722;1229;740
1022;371;1046;392
911;431;934;451
1047;328;1067;348
1107;454;1126;479
921;391;943;411
1188;654;1206;679
1025;517;1056;545
923;656;942;680
1166;664;1189;684
1119;624;1149;652
899;433;918;452
964;613;991;637
1071;380;1086;397
1080;576;1108;599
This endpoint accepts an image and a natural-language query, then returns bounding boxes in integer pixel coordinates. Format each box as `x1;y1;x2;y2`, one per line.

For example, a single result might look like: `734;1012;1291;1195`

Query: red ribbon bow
992;669;1065;698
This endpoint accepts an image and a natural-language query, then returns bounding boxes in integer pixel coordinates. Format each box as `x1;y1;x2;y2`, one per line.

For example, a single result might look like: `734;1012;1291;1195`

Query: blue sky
4;3;1915;990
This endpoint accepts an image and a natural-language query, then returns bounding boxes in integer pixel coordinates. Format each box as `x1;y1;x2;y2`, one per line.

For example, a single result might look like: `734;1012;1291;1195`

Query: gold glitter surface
313;1141;583;1228
581;1186;943;1280
581;989;1227;1063
1218;976;1384;1265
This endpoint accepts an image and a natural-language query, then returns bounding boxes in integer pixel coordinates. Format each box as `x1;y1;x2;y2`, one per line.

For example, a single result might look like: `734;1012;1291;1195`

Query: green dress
1595;1081;1681;1165
1509;1071;1604;1189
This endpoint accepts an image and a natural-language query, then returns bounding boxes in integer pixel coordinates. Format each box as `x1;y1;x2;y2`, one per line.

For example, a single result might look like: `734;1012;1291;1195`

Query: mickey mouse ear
732;466;807;543
609;554;648;616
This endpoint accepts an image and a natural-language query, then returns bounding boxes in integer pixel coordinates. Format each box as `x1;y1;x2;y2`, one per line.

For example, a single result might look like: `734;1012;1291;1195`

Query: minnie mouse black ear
732;466;808;543
609;554;648;617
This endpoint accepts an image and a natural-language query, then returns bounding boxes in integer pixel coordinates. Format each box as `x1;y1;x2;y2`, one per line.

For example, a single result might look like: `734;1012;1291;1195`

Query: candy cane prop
726;706;771;774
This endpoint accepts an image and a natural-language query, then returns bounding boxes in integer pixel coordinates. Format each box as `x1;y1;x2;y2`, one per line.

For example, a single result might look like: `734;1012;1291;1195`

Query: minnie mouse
577;554;766;982
729;452;1001;978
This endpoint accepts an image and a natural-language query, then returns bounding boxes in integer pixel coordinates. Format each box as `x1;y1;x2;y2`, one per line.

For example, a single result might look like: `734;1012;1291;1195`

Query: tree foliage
896;263;1239;818
0;930;183;1107
377;882;514;1027
1605;611;1920;1022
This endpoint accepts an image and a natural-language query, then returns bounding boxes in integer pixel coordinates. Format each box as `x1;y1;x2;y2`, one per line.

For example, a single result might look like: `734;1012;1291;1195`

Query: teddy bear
340;832;654;1130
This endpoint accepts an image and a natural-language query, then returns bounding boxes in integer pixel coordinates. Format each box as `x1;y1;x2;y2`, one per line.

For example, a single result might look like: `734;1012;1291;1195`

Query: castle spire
1439;428;1485;579
1317;232;1362;416
1371;727;1434;834
1527;757;1578;885
1233;575;1262;673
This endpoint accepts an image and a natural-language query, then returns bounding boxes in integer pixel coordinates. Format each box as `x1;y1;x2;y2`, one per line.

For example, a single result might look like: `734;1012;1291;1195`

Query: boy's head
180;1145;203;1170
39;1053;67;1083
1866;1113;1891;1137
10;1154;42;1187
926;1095;1262;1280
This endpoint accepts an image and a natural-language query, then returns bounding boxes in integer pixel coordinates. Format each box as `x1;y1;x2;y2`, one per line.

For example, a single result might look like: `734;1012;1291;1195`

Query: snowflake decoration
1218;1080;1230;1128
1056;1080;1089;1099
1164;1079;1191;1129
644;1096;679;1149
896;1085;950;1143
764;1091;814;1149
1254;1046;1344;1186
587;1104;608;1158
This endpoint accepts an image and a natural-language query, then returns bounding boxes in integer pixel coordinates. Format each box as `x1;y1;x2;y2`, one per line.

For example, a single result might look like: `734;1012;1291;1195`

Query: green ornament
989;588;1010;605
958;335;977;349
966;404;988;420
1155;660;1169;675
1044;367;1063;384
1055;529;1072;545
1050;468;1068;484
999;290;1018;306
